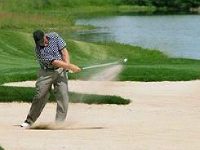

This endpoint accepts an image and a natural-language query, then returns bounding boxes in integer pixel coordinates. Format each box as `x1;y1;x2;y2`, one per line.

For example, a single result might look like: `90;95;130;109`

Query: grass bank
1;30;200;84
0;86;130;105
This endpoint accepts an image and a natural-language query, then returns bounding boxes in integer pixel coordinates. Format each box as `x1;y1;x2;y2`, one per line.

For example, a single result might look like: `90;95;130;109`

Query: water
74;15;200;59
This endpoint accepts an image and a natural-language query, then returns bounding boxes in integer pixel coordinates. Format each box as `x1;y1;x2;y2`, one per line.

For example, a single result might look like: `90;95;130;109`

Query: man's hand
69;64;81;73
52;60;81;73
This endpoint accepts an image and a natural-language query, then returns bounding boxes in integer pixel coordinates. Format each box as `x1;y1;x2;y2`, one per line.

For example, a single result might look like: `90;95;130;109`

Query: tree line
121;0;200;10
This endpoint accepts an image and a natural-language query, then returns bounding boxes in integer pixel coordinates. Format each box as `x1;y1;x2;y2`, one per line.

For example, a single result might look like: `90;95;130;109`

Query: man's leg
25;70;53;125
54;71;69;122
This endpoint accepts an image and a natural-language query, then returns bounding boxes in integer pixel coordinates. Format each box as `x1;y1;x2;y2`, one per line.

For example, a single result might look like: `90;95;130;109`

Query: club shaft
82;61;119;70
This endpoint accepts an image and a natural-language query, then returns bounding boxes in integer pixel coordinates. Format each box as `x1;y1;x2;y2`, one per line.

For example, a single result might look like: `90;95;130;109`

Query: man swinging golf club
21;30;81;128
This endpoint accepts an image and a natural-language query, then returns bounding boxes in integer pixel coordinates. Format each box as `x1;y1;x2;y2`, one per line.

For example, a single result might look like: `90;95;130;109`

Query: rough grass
0;0;156;31
0;86;130;105
0;12;72;31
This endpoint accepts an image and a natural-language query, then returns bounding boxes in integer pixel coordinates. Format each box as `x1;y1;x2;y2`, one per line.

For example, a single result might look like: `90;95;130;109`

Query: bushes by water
121;0;200;11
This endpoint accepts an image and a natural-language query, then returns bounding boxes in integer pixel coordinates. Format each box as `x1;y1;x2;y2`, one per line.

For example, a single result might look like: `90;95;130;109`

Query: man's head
33;30;48;47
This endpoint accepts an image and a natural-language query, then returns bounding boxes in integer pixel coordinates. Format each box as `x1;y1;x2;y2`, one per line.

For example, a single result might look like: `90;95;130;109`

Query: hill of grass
1;30;200;84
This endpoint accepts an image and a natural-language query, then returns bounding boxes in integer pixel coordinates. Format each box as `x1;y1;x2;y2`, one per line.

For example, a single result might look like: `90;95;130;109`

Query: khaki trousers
25;68;69;125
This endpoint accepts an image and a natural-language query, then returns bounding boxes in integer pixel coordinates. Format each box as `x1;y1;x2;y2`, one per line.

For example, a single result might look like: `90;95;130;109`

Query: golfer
21;30;81;128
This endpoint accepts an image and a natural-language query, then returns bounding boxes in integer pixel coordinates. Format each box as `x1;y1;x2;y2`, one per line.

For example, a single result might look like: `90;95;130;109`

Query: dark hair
33;30;44;46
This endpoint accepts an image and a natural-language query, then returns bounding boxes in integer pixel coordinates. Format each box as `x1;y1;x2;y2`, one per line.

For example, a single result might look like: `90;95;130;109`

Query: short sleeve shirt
35;32;66;69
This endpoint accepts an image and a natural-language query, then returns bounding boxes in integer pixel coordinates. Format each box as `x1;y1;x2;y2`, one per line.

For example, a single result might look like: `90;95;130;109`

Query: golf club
82;58;128;70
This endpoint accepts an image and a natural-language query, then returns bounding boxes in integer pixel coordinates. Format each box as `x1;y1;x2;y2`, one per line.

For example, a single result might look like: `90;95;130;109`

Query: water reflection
73;28;114;42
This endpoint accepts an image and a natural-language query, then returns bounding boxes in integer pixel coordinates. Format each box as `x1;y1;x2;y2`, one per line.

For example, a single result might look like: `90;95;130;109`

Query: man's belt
41;66;59;71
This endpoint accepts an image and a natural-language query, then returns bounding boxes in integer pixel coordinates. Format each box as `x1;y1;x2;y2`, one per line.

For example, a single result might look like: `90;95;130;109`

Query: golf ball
124;58;128;63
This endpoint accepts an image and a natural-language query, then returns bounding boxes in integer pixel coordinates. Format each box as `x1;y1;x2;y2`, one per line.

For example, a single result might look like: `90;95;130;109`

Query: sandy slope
1;80;200;150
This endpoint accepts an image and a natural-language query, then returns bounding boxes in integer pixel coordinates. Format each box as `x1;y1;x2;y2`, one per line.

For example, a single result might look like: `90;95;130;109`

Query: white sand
1;80;200;150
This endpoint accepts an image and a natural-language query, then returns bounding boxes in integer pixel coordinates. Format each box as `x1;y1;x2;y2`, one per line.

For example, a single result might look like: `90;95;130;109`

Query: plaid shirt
35;32;66;69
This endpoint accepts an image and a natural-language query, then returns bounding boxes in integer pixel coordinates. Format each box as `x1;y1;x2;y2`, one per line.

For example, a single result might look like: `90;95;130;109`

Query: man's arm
61;48;70;64
52;60;81;73
51;45;81;72
52;48;81;73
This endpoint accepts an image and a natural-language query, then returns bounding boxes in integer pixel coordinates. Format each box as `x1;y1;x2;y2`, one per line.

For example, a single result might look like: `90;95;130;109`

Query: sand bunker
1;80;200;150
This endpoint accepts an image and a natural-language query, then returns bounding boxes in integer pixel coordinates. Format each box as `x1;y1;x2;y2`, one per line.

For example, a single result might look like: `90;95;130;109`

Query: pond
74;15;200;59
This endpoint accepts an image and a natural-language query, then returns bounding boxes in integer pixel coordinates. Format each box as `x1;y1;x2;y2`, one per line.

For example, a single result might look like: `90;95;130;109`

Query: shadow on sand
13;123;105;130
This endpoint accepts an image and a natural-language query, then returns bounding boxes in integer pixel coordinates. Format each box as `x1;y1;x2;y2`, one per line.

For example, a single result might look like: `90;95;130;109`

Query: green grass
0;146;4;150
0;30;37;84
102;42;200;81
1;30;200;84
0;86;130;105
120;64;200;81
